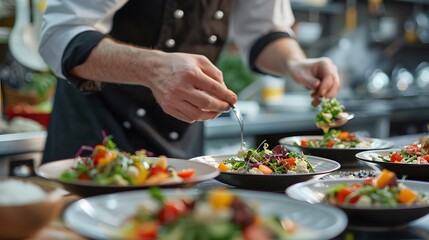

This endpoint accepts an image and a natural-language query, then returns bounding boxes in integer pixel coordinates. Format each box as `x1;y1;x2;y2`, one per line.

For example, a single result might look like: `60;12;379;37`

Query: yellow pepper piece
208;188;234;209
132;162;148;184
217;162;229;172
397;188;417;205
374;169;395;188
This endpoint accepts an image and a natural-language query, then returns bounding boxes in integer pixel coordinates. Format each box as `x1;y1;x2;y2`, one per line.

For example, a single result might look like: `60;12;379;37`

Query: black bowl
279;135;394;168
190;154;340;192
356;149;429;181
286;179;429;229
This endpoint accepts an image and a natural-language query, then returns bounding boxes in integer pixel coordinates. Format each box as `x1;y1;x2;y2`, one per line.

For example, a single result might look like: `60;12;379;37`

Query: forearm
254;37;306;77
70;38;165;88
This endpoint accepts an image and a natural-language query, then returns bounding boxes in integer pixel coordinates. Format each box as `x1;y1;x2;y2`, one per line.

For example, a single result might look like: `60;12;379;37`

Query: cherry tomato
390;153;403;163
300;140;309;147
177;169;196;179
326;140;336;148
335;188;352;205
158;202;186;224
149;166;168;177
280;157;296;170
78;173;90;181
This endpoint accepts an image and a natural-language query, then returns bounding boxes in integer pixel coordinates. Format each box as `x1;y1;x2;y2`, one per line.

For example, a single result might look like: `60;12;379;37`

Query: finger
198;56;224;84
192;71;238;106
166;101;221;123
188;88;231;112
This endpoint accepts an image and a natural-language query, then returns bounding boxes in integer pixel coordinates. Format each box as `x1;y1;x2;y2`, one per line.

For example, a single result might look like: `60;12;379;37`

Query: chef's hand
287;57;340;106
149;52;237;123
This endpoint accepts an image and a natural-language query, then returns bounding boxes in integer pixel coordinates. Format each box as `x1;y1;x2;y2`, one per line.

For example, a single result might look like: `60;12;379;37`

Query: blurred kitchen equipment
415;5;429;43
368;0;398;43
345;0;357;33
416;62;429;89
9;0;48;72
367;68;390;95
295;10;322;45
392;65;414;93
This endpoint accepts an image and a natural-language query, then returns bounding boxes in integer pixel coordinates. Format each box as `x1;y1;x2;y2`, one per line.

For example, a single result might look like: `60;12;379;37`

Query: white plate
190;154;340;191
63;189;347;240
36;158;219;197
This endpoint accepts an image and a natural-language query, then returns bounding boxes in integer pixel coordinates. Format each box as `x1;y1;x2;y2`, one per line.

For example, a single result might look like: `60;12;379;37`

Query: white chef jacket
39;0;295;79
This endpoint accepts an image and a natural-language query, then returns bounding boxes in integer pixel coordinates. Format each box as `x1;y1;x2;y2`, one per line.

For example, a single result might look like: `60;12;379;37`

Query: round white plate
63;189;347;240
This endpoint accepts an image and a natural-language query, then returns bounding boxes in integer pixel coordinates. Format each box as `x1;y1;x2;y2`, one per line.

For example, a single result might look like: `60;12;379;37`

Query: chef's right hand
148;52;237;123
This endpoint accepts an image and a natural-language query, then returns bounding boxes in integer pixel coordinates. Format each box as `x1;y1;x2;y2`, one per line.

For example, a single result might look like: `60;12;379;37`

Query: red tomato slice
177;169;195;179
158;202;186;224
335;188;352;205
149;166;168;177
390;153;403;163
326;140;336;148
280;157;296;170
78;173;90;181
300;139;309;147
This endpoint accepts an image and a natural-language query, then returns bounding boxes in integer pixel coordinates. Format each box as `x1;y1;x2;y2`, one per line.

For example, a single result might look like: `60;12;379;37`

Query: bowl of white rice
0;177;64;239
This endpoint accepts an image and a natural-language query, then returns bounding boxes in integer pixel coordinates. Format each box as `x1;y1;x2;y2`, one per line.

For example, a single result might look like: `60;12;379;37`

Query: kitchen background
0;0;428;175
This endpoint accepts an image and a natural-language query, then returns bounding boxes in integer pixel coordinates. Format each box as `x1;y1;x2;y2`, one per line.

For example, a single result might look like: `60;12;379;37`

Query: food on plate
372;143;429;164
324;169;429;207
59;136;195;186
218;143;314;174
121;188;299;240
298;129;371;149
314;98;349;133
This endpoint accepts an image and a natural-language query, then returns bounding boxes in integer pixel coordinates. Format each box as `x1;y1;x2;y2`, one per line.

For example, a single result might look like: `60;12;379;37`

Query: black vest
43;0;231;162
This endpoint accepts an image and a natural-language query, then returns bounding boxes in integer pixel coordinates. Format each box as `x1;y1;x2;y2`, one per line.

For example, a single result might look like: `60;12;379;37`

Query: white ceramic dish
63;189;347;240
37;158;219;197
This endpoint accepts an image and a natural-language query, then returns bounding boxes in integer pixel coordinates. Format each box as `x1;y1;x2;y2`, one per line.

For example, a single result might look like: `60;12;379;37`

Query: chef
39;0;340;162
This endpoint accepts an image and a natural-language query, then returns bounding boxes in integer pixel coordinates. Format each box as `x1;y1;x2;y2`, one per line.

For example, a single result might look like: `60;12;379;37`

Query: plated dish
279;134;394;167
63;188;348;240
36;159;218;197
286;170;429;229
190;147;340;192
218;143;315;175
356;148;429;180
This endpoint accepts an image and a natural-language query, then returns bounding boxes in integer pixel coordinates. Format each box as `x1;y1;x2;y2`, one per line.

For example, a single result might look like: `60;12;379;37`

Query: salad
373;143;429;164
298;129;371;149
121;188;298;240
324;169;428;207
315;98;348;133
60;136;195;186
218;143;314;175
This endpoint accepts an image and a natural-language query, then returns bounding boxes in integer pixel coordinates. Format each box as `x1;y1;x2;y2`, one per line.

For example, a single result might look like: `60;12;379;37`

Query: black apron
42;0;231;162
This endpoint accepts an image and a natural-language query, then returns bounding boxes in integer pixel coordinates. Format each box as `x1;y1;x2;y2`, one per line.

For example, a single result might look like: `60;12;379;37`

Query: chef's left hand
287;57;340;106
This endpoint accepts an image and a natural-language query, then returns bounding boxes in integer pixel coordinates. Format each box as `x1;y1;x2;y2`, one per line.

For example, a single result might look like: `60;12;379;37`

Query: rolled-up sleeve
229;0;295;73
39;0;128;79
